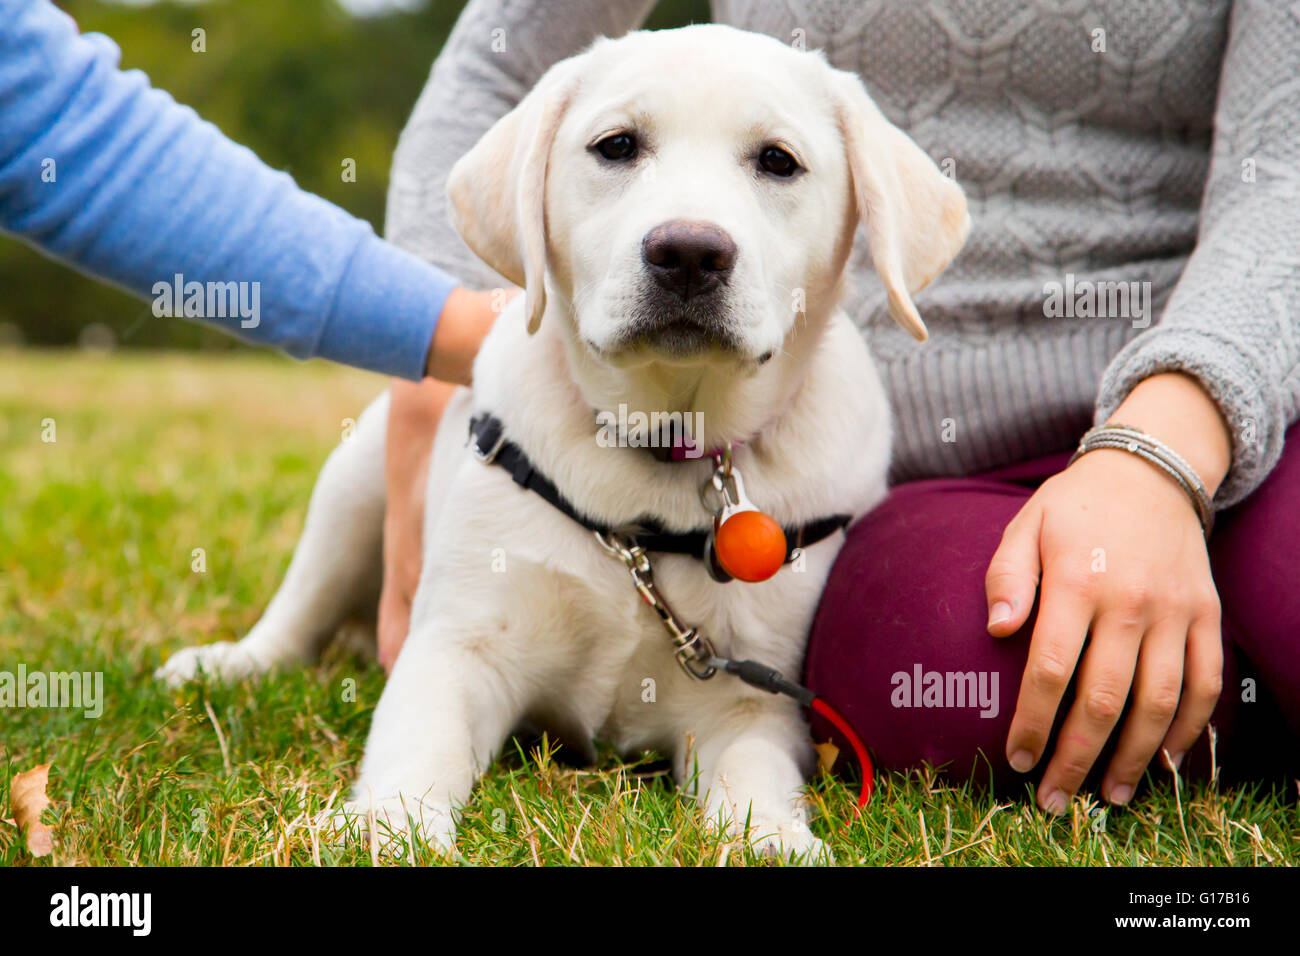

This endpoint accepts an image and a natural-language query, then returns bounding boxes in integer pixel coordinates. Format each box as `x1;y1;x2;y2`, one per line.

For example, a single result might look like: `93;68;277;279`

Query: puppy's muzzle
620;219;743;356
641;219;737;301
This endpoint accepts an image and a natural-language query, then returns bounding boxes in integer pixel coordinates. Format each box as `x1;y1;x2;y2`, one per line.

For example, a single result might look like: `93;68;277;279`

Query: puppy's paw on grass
319;796;457;856
154;641;265;686
708;810;835;865
746;822;834;866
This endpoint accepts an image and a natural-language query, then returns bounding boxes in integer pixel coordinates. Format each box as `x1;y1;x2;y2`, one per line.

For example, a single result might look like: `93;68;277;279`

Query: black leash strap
468;413;849;561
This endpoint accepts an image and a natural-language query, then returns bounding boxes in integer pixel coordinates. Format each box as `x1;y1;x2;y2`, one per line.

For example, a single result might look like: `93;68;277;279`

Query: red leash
717;658;874;810
811;695;875;809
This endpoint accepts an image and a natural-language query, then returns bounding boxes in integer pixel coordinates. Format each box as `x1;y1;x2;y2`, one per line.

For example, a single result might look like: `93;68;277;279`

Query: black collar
468;413;849;562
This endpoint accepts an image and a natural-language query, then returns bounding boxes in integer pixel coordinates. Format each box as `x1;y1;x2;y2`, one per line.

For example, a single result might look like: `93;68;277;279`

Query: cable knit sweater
386;0;1300;508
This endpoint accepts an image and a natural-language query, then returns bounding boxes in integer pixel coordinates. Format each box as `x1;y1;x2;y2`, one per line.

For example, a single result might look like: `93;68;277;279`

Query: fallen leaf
814;740;840;773
9;764;54;857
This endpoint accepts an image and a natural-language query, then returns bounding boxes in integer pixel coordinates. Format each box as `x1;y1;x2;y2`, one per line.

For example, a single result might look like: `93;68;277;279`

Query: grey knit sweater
387;0;1300;508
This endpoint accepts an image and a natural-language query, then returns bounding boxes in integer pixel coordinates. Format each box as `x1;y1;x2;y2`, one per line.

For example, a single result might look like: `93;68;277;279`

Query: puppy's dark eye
594;132;638;162
758;145;799;177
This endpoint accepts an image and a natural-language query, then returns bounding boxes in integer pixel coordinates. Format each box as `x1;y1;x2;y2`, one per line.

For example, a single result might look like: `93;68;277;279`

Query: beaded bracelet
1069;423;1215;538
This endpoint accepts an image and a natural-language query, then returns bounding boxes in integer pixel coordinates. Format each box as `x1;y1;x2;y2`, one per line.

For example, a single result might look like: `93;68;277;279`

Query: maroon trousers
806;427;1300;792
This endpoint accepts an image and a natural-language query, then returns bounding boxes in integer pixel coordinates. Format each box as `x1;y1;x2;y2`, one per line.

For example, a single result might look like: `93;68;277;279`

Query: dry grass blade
204;699;232;778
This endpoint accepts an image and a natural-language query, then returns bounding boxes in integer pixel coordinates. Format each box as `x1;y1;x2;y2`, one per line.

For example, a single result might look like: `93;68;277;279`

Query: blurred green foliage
1;0;709;350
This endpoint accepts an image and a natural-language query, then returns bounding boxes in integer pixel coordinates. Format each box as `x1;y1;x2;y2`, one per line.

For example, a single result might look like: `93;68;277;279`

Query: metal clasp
700;441;759;521
469;425;506;465
595;530;718;680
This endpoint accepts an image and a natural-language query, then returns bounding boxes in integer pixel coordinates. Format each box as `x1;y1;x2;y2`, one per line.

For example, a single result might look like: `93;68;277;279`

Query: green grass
1;350;1295;866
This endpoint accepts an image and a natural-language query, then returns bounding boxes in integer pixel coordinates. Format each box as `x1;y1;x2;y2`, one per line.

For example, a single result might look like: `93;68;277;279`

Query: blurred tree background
1;0;709;352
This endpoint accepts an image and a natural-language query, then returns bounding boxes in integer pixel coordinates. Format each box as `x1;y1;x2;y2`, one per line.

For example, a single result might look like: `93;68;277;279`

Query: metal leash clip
594;530;718;680
699;443;739;518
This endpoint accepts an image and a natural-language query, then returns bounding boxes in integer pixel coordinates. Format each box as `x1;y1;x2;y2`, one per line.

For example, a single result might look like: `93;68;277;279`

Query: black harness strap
468;413;849;561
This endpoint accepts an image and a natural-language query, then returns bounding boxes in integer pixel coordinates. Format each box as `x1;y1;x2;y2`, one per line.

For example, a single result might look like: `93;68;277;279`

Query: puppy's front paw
320;795;457;855
746;820;834;865
155;641;264;686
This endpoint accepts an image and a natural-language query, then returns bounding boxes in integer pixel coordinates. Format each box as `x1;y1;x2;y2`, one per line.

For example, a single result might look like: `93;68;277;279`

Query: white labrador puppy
158;24;967;859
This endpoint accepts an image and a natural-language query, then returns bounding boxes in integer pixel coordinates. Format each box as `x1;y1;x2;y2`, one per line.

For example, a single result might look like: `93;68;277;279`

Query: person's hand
424;286;512;385
985;373;1233;812
378;286;515;673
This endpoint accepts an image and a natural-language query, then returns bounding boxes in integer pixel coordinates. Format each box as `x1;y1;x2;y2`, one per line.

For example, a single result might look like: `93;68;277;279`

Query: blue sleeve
0;0;457;380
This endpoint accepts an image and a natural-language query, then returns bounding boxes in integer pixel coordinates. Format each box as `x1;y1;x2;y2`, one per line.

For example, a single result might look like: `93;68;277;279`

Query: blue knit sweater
0;0;456;380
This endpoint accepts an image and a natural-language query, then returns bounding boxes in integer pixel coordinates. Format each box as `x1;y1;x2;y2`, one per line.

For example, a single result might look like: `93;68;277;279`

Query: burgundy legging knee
805;426;1300;793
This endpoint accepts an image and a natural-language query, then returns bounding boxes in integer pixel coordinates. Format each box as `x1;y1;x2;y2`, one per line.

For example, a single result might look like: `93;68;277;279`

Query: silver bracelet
1069;423;1215;538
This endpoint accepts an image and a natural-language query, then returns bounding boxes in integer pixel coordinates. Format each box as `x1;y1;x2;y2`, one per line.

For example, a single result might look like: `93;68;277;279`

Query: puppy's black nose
641;219;737;300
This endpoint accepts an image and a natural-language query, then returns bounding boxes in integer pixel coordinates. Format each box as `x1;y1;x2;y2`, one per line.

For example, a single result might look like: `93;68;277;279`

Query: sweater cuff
1094;326;1284;509
315;234;456;381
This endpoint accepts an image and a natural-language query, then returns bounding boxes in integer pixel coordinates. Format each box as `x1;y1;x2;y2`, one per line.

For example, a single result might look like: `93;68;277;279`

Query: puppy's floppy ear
832;72;970;342
446;61;579;334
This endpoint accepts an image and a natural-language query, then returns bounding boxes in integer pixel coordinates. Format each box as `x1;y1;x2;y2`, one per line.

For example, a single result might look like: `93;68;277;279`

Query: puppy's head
447;25;968;367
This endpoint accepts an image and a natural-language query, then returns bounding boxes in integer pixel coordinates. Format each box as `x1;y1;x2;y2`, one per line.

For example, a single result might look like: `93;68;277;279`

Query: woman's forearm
1105;372;1233;498
1094;1;1300;508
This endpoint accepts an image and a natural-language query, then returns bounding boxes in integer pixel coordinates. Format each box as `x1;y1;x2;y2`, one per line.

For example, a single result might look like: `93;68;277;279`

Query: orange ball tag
713;509;787;582
700;446;788;583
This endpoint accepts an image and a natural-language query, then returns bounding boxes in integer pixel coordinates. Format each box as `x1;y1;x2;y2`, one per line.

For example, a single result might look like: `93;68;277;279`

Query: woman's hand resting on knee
985;372;1233;812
